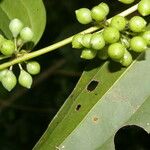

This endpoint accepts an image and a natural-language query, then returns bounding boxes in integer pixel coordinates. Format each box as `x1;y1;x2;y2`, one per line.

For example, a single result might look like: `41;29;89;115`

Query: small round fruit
98;2;109;15
0;69;8;81
9;18;23;38
80;49;97;60
72;34;83;49
18;70;33;89
103;27;120;43
26;61;41;75
118;0;135;4
82;34;92;48
1;70;17;91
138;0;150;16
129;16;147;32
1;40;15;56
97;46;108;60
142;30;150;46
130;36;147;52
120;50;133;67
20;27;34;42
110;15;127;31
91;33;105;50
91;6;106;22
108;43;125;60
75;8;92;24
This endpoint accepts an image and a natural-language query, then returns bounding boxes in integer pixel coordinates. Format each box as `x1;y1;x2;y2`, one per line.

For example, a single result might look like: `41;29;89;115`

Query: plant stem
0;4;138;70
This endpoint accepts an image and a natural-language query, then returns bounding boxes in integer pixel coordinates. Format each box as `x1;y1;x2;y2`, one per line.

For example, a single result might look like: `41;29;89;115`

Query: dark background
0;0;148;150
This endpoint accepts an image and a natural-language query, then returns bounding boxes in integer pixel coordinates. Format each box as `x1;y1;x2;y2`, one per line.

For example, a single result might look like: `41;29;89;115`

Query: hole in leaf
76;104;81;111
87;80;99;92
114;125;150;150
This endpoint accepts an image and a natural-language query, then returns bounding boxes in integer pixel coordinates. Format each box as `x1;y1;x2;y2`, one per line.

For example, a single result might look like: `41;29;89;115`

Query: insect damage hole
76;104;81;111
87;80;99;92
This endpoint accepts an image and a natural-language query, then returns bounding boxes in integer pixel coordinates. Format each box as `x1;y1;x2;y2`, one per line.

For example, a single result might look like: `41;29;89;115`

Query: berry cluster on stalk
0;19;41;91
72;0;150;67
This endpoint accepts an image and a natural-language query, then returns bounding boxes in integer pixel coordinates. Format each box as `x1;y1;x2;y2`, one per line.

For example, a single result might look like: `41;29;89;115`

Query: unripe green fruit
26;61;41;75
110;15;127;31
1;40;15;56
118;0;135;4
82;34;92;48
9;18;23;38
97;46;108;60
129;16;147;32
18;70;33;89
75;8;92;24
91;6;106;22
108;43;125;60
80;49;97;60
0;69;8;81
142;30;150;46
98;2;109;15
103;27;120;44
90;33;105;50
120;50;133;67
130;36;147;52
20;27;34;42
138;0;150;16
1;70;17;91
72;34;83;49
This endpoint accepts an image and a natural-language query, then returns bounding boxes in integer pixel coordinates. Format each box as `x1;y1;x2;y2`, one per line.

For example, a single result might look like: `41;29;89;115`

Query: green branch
0;4;138;70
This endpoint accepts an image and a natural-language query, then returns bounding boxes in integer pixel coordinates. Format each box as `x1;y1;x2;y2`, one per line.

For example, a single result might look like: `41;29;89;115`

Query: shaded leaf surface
34;48;150;150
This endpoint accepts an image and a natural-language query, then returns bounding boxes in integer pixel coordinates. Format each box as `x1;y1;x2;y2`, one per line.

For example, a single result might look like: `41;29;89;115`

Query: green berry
138;0;150;16
18;70;33;89
20;27;34;42
97;46;108;60
98;2;109;15
130;36;147;52
72;34;83;49
108;43;125;60
142;30;150;46
1;40;15;56
118;0;135;4
26;61;41;75
0;35;5;48
90;33;105;50
0;69;8;81
110;15;127;31
82;34;92;48
75;8;92;24
91;6;107;22
103;27;120;44
1;70;17;91
120;50;133;67
129;16;147;32
80;49;97;60
9;18;23;38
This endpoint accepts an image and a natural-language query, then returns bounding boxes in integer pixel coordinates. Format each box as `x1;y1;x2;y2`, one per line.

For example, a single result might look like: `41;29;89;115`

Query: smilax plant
0;0;150;150
0;0;149;91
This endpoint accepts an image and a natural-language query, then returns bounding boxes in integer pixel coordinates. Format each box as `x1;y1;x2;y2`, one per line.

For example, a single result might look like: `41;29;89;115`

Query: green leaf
0;0;46;45
34;48;150;150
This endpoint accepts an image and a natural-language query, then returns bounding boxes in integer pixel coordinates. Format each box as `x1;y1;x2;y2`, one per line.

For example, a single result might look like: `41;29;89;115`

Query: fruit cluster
72;0;150;67
0;18;41;91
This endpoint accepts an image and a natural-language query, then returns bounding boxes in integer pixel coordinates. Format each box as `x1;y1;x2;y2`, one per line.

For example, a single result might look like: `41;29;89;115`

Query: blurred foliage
0;0;141;150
